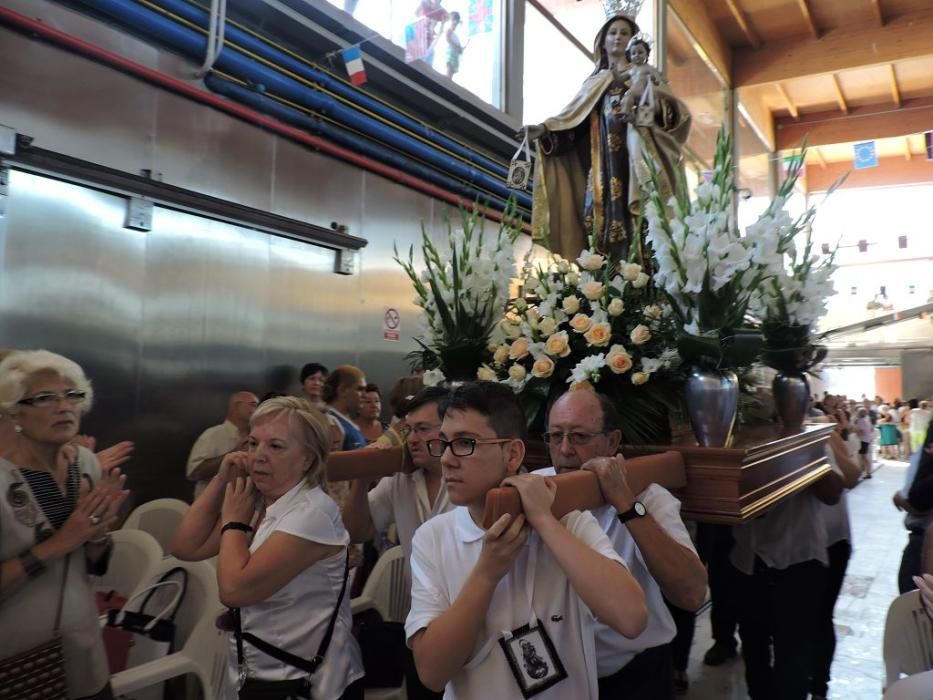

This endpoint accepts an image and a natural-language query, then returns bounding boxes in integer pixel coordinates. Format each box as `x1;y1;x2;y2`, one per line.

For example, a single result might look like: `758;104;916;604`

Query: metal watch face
634;501;647;517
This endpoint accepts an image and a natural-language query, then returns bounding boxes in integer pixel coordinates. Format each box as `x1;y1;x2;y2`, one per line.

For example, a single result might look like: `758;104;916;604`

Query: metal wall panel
0;7;499;503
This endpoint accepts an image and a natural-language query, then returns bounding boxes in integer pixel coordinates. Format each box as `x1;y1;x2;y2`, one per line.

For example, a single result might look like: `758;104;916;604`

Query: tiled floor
681;458;909;699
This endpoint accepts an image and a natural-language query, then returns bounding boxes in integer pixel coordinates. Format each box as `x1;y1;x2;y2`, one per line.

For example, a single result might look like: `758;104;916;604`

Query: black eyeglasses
426;437;514;457
401;423;442;438
541;430;607;446
17;390;87;408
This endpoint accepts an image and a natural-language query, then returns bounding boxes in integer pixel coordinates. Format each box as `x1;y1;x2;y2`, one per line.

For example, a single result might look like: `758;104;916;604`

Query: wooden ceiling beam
830;74;849;114
737;91;776;152
813;147;827;169
668;0;732;86
888;64;902;107
871;0;884;26
724;0;760;48
904;137;913;161
807;154;933;192
775;82;799;120
734;9;933;86
797;0;820;38
776;96;933;150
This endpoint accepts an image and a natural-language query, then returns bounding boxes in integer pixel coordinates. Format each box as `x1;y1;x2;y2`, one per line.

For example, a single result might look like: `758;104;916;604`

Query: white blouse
229;482;364;700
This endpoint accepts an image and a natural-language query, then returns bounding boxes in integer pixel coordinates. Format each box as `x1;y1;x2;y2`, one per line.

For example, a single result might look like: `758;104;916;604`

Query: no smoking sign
383;307;400;341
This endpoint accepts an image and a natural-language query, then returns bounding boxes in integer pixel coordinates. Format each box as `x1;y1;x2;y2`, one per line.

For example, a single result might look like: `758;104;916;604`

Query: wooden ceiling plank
807;155;933;192
830;74;849;114
776;96;933;149
734;10;933;87
904;137;912;161
796;0;820;39
668;0;732;87
871;0;884;26
775;82;799;120
888;64;902;107
814;147;827;168
724;0;761;48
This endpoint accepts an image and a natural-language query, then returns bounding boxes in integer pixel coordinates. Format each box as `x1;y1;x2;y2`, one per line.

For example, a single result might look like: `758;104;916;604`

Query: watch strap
221;521;254;535
18;547;47;578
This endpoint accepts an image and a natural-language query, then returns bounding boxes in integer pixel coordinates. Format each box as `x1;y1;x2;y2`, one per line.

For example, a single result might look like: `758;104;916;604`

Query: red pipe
0;6;530;232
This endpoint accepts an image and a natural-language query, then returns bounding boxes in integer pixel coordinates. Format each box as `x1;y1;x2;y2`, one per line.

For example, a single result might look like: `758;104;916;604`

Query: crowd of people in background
3;345;933;699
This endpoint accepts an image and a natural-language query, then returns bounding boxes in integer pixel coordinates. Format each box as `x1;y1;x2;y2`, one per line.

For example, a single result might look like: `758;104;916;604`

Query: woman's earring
13;424;23;433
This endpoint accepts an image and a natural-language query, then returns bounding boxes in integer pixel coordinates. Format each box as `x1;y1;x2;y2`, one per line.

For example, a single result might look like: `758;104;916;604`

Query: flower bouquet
483;244;681;445
395;203;521;383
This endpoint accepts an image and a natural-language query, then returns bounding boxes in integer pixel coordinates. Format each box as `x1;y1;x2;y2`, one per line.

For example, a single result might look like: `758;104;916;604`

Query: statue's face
603;19;634;60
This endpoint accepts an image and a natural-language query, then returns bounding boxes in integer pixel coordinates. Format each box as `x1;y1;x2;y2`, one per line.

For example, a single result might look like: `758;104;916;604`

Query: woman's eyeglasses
17;390;87;408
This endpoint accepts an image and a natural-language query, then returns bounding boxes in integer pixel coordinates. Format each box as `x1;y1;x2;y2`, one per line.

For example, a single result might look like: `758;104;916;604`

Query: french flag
343;45;367;86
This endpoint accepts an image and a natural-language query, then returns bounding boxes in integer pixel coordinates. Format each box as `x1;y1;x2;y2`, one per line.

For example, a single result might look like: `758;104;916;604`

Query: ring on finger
90;514;102;525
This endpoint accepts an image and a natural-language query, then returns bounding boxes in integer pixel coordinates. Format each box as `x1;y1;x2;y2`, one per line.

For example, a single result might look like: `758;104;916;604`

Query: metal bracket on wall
0;165;9;218
0;125;15;156
2;137;368;252
125;197;154;231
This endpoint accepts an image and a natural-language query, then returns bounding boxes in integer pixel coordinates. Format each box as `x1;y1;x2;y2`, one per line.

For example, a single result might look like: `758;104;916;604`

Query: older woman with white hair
173;396;364;700
0;349;128;700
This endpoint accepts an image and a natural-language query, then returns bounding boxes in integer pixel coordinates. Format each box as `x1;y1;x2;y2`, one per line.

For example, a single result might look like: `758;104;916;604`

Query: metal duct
62;0;532;214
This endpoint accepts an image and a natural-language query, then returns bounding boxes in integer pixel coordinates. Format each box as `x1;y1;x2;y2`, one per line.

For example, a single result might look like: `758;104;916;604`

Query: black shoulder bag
234;551;350;700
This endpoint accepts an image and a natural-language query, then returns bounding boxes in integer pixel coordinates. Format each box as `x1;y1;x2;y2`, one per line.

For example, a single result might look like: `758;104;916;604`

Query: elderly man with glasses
533;389;707;700
342;386;452;700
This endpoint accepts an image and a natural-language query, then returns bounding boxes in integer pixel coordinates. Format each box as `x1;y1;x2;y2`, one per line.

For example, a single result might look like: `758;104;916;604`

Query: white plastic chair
91;529;163;597
110;557;227;700
122;498;190;555
884;590;933;688
351;546;409;622
351;547;409;700
885;670;933;700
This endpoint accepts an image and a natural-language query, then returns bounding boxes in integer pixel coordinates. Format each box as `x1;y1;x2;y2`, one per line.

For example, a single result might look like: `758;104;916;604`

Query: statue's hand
522;124;546;141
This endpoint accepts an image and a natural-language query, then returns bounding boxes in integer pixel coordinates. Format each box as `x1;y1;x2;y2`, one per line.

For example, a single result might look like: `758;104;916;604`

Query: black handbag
235;552;350;700
352;608;406;688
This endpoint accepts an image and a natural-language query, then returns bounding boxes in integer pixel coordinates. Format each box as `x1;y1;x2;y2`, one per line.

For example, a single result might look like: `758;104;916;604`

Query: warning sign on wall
383;307;400;342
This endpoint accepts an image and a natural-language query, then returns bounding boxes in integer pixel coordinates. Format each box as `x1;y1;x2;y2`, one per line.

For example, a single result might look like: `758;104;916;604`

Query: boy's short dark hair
440;381;527;441
300;362;328;383
405;386;449;419
364;383;381;396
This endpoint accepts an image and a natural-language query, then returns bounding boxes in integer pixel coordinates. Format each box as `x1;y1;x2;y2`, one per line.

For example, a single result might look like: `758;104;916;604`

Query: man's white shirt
185;419;241;499
535;467;697;676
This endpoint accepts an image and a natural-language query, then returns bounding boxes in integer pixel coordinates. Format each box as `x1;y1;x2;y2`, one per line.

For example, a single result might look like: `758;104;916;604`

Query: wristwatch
617;501;647;525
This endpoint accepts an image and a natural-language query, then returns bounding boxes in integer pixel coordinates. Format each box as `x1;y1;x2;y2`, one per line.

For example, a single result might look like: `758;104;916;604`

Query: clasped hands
218;451;257;525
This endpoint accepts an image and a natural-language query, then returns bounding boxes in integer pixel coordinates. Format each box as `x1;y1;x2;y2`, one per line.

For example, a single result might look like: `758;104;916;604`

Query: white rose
632;272;650;289
476;364;497;381
608;298;626;316
620;262;642;281
545;330;571;358
508;337;531;361
576;251;606;271
537;317;558;337
513;298;528;312
566;271;580;285
569;313;593;334
583;322;611;347
630;324;652;345
531;356;555;379
423;368;446;387
606;345;634;374
562;295;581;314
631;371;650;385
581;280;605;301
644;304;662;320
493;345;510;365
508;364;527;382
557;259;570;273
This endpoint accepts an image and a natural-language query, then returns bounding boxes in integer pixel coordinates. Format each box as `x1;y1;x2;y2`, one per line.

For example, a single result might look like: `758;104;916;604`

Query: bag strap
53;553;70;633
234;549;350;676
114;580;184;632
139;567;188;622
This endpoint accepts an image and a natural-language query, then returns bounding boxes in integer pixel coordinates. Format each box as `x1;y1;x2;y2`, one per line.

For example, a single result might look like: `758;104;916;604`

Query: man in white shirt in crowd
343;386;452;700
185;390;258;499
535;390;707;699
323;365;368;451
406;381;648;700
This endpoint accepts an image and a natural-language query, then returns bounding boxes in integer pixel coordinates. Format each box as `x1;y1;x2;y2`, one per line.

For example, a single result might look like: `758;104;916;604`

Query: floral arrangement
644;128;800;368
482;246;681;444
395;204;521;382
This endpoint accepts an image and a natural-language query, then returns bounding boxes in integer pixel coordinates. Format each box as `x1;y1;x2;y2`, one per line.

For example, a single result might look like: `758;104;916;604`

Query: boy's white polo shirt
405;505;626;700
535;468;694;677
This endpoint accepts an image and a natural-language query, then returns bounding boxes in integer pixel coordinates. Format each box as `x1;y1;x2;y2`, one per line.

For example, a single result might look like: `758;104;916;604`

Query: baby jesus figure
617;37;663;124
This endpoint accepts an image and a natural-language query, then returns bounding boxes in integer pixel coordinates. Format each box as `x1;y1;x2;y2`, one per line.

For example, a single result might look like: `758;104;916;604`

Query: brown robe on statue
531;66;691;261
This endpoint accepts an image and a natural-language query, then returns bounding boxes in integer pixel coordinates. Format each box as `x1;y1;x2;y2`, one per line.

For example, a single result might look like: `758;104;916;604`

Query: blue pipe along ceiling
58;0;533;218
